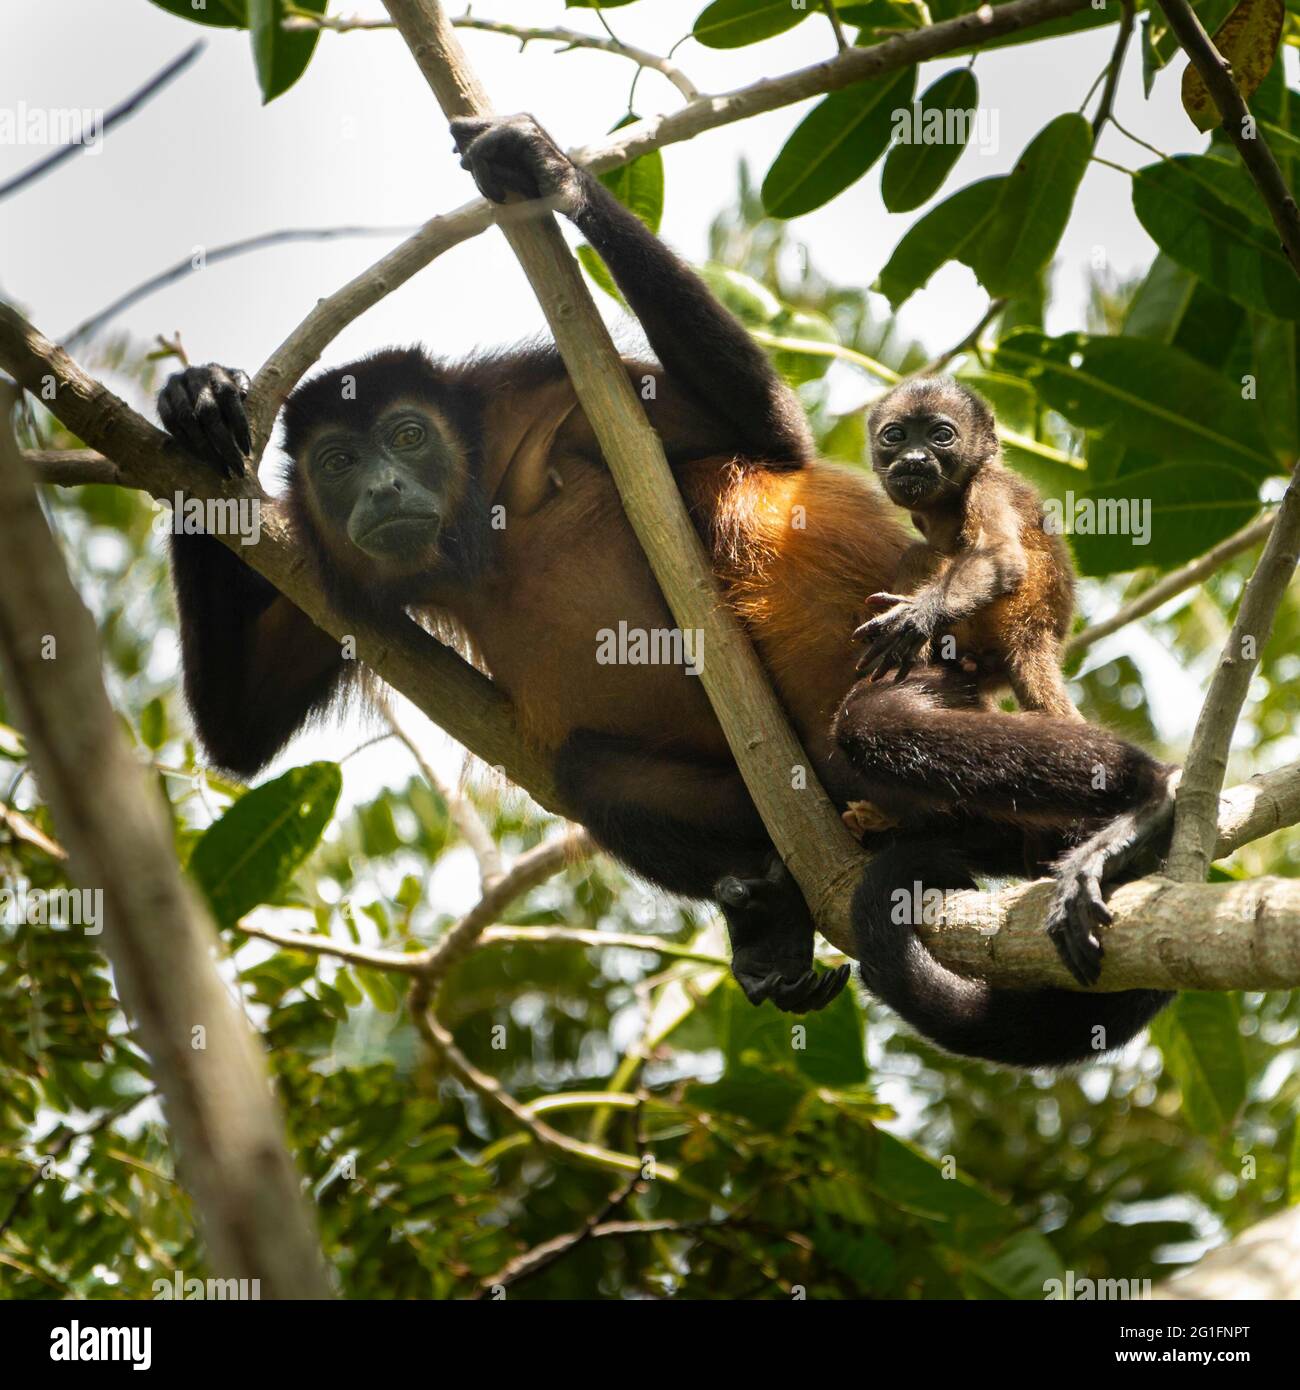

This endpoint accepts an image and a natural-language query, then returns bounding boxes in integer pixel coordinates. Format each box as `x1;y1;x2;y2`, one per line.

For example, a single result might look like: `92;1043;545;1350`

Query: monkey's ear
483;380;578;516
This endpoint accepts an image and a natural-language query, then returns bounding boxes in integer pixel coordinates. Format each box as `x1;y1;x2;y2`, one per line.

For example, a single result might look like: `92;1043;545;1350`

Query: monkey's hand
854;593;934;684
450;114;583;209
157;364;252;479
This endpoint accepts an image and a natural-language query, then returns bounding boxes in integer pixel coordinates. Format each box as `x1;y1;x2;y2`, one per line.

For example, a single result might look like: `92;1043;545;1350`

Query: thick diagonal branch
379;0;865;948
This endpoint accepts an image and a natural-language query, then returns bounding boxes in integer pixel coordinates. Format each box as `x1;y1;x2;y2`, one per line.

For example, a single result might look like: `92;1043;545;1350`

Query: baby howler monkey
854;377;1081;722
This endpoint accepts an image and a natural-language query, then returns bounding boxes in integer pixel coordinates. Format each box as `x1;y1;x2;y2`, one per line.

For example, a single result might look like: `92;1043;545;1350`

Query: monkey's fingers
862;592;909;615
735;969;784;1008
1045;878;1106;987
449;116;493;157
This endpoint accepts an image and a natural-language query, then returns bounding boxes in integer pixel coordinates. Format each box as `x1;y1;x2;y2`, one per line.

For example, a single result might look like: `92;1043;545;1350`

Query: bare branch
241;0;1095;441
410;984;672;1179
246;196;560;454
63;225;417;350
283;7;702;99
419;828;594;985
22;449;121;487
1166;461;1300;882
1091;0;1135;141
1066;512;1275;657
1157;0;1300;272
0;386;331;1297
0;42;204;202
384;702;504;888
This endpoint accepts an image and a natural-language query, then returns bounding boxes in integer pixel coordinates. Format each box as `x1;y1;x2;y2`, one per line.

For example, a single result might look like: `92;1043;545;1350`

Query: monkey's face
871;403;968;510
303;400;462;571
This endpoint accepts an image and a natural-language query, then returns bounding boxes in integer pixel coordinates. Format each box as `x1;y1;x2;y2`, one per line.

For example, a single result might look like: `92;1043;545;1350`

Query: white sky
2;0;1276;806
4;0;1225;371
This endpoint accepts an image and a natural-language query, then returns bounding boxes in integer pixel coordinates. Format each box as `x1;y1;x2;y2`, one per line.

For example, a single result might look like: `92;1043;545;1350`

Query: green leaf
693;0;813;48
964;1230;1065;1300
189;762;341;925
148;0;246;26
767;307;839;384
1151;993;1247;1134
248;0;325;104
1183;0;1283;129
598;114;664;234
0;721;27;758
876;178;1002;308
880;69;979;212
698;264;783;325
994;330;1278;477
139;698;166;752
762;69;915;218
869;1132;1005;1222
969;113;1091;297
1132;157;1300;320
1067;463;1262;574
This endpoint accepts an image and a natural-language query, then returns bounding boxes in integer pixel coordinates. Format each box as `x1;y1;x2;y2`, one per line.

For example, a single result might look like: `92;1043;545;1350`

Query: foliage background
1;0;1298;1299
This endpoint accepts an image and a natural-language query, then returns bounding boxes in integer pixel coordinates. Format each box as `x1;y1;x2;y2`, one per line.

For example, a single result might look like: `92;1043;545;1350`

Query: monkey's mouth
355;512;441;552
885;469;940;505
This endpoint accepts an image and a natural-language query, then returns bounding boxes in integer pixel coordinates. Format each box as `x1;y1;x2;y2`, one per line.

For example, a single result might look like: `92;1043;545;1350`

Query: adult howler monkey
159;114;1172;1065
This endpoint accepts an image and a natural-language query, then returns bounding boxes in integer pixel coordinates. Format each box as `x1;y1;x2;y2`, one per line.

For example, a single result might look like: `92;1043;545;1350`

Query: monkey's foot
716;869;850;1014
1045;780;1177;988
842;799;900;839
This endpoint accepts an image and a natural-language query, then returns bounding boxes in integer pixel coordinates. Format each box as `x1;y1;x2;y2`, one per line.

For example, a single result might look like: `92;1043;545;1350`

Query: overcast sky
3;0;1281;815
4;0;1240;385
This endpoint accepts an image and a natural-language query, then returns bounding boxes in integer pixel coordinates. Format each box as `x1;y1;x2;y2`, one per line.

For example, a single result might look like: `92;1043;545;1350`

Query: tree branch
0;299;565;813
1165;461;1300;881
0;41;204;202
0;386;331;1297
382;0;873;948
1156;0;1300;270
211;760;1300;991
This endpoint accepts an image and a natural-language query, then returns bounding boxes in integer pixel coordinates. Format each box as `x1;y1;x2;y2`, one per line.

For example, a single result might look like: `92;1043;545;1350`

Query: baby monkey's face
868;379;988;511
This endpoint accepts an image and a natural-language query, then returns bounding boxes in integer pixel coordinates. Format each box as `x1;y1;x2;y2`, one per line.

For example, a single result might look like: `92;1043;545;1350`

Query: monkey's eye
930;425;956;446
881;426;906;445
391;422;427;449
320;450;354;474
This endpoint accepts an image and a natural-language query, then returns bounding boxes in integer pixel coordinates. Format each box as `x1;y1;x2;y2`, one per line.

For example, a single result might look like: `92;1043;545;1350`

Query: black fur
853;837;1171;1068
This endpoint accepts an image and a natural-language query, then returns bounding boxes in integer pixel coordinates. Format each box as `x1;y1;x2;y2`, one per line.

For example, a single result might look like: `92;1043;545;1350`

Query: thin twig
913;297;1007;377
282;7;702;100
1091;0;1135;142
384;702;503;888
1066;511;1276;656
0;42;204;202
418;828;594;986
821;0;849;52
1165;463;1300;882
1156;0;1300;271
63;226;416;349
409;983;676;1180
